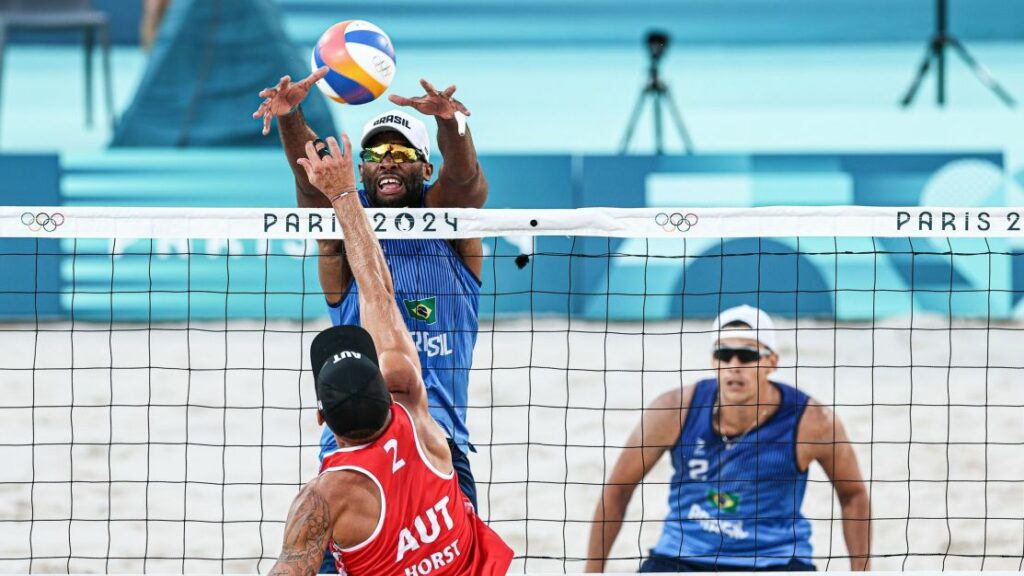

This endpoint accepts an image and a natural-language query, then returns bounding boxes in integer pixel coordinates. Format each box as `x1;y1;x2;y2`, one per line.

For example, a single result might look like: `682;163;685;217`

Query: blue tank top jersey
652;378;813;568
321;184;481;458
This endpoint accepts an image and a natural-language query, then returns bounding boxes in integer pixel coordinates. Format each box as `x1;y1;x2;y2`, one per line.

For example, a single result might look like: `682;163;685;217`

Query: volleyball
311;20;396;105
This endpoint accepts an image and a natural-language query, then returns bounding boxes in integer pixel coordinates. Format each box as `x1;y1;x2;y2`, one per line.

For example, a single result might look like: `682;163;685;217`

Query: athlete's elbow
839;484;871;515
379;351;420;395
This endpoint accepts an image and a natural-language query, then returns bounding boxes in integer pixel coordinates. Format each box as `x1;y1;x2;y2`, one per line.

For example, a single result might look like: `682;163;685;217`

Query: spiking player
587;305;871;572
269;134;512;576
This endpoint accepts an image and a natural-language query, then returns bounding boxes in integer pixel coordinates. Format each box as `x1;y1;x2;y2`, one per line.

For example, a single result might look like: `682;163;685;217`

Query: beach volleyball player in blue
587;306;872;572
254;71;485;512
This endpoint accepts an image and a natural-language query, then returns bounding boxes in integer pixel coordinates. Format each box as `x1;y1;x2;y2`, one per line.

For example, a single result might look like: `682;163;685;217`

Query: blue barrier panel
3;151;1019;321
572;152;1012;321
0;155;61;320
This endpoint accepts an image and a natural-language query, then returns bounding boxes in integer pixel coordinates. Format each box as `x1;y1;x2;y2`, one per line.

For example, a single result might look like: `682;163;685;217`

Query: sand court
1;317;1022;572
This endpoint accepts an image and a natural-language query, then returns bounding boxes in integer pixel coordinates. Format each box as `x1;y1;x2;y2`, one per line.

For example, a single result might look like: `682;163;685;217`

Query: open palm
389;78;471;120
252;67;329;135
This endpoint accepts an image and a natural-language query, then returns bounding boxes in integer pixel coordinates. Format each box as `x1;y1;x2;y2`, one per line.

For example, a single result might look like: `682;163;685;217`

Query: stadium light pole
900;0;1016;108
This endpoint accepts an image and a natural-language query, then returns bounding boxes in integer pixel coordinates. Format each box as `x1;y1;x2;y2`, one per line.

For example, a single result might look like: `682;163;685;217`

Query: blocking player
269;134;512;576
253;70;486;511
586;305;871;572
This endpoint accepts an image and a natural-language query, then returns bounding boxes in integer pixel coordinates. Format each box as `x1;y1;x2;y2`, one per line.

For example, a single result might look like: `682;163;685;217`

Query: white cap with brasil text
360;110;430;159
710;304;777;352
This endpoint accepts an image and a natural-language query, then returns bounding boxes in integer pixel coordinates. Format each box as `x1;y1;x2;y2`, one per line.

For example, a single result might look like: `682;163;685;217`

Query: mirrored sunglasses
359;143;422;164
713;346;769;364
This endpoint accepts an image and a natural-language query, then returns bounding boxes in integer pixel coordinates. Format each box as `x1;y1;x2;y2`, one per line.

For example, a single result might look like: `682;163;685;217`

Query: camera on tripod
646;31;669;62
620;30;693;155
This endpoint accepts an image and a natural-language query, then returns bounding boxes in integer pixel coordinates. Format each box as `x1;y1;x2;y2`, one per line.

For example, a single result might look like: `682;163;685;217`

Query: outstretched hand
296;135;357;198
252;67;329;136
389;78;471;120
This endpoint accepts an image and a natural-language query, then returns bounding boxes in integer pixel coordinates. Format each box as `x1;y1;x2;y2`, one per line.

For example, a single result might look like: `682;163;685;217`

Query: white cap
710;304;777;352
360;110;430;160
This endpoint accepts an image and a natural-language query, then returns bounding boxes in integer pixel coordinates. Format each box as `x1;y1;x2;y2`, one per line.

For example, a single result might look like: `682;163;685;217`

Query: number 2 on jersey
384;438;407;473
688;458;708;480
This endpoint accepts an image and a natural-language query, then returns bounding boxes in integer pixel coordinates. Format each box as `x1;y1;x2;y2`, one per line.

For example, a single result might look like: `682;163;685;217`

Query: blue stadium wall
13;0;1024;46
3;151;1020;322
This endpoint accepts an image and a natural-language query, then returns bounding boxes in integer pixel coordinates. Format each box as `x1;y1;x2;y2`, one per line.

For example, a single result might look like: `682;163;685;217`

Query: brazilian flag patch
403;296;437;325
707;489;740;513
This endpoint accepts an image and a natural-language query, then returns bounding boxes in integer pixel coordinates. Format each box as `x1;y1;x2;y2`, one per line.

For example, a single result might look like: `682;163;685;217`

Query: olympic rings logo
20;212;65;232
655;212;698;233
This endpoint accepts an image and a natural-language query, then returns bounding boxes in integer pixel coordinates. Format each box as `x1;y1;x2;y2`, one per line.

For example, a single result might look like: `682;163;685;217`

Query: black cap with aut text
310;325;391;439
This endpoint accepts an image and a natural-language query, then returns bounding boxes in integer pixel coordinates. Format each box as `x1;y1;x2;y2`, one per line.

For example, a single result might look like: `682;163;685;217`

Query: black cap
310;325;391;439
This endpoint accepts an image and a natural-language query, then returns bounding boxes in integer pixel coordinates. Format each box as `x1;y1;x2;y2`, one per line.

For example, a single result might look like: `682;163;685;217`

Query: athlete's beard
362;170;426;208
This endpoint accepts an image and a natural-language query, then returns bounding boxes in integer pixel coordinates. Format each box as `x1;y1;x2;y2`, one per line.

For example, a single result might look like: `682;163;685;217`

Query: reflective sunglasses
713;346;770;364
359;143;422;164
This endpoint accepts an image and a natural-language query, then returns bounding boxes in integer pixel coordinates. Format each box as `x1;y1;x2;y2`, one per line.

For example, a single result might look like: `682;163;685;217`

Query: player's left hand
389;79;471;120
296;135;357;198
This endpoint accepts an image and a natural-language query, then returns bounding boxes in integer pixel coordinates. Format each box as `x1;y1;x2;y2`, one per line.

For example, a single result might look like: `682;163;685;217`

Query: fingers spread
442;84;457;98
252;98;270;118
304;140;320;166
302;66;329;87
420;78;438;95
340;133;352;158
388;94;412;106
326;136;343;160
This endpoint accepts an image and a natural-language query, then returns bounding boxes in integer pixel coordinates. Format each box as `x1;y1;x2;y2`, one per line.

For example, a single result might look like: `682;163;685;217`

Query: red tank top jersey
320;402;513;576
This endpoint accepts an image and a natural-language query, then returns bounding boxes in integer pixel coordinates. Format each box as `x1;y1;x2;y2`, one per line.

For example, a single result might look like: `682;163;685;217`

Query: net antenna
619;30;695;155
900;0;1016;108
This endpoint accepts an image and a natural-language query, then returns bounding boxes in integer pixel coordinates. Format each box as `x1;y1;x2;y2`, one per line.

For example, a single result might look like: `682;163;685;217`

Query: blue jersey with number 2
653;378;813;568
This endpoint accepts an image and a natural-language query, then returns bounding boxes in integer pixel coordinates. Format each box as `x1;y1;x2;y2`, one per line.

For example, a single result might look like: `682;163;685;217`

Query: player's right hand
252;67;329;136
296;135;357;198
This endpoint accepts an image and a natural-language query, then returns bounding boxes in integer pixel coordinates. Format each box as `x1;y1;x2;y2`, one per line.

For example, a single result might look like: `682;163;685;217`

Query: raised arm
798;403;872;571
269;481;332;576
586;388;691;573
253;68;348;304
253;67;330;199
389;79;487;208
294;135;427;413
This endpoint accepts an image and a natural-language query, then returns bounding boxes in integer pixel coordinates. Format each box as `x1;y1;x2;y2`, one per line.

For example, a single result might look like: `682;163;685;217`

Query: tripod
901;0;1015;107
620;31;694;155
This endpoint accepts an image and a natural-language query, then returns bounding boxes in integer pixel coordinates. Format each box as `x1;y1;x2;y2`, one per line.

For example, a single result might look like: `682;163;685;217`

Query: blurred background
4;0;1024;151
3;0;1024;322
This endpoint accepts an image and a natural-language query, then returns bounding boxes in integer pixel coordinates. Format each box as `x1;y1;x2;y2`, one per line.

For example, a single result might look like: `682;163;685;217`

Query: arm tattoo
269;484;332;576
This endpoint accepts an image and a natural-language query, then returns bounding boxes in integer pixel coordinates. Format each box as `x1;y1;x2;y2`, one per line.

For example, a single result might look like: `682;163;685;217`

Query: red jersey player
268;134;513;576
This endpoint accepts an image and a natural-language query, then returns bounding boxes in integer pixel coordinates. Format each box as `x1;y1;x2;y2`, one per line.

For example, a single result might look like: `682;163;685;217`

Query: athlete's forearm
436;116;478;182
270;483;331;576
840;490;871;570
279;107;323;203
585;486;632;573
332;193;394;303
434;116;487;206
330;190;423;392
316;239;345;305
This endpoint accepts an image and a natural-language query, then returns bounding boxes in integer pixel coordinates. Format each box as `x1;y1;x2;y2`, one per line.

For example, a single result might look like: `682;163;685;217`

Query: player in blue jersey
586;305;871;572
254;71;486;573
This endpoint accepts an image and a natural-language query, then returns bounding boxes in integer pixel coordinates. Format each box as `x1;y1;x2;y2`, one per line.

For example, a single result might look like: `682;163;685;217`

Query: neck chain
713;401;773;450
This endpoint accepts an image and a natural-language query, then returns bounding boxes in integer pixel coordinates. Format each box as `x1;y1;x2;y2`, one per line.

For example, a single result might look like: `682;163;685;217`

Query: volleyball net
1;205;1023;573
